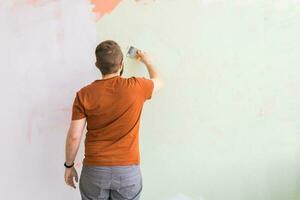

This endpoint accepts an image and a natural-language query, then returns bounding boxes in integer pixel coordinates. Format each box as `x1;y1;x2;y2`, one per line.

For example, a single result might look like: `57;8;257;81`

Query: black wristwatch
64;162;74;168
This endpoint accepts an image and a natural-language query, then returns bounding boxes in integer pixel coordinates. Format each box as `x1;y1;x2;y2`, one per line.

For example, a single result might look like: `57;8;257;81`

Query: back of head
95;40;123;75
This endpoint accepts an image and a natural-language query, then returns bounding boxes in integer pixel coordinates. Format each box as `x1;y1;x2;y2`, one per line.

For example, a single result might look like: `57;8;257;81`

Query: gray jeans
79;164;143;200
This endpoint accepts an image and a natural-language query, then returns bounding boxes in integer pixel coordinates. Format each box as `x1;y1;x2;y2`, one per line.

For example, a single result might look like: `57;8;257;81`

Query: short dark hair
95;40;123;75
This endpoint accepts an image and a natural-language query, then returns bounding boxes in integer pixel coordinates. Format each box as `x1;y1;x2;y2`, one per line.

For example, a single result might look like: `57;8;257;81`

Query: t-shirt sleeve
71;92;87;120
136;77;154;101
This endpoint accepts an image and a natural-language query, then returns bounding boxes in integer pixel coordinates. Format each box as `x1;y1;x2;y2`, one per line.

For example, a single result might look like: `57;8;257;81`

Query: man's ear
118;62;123;71
119;62;124;76
96;61;102;68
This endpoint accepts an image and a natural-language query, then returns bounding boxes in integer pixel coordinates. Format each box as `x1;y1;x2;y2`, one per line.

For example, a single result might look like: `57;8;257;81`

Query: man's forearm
144;61;159;79
65;135;81;165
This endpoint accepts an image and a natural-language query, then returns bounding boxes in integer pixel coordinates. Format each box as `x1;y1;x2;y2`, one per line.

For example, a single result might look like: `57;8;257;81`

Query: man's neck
102;73;120;80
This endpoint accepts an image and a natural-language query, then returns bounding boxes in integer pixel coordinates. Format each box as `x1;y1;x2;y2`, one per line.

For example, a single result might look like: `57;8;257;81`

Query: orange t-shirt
71;76;154;166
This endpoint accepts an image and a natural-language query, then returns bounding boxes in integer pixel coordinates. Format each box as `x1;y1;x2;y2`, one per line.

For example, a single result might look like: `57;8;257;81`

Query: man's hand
136;50;153;65
64;167;78;189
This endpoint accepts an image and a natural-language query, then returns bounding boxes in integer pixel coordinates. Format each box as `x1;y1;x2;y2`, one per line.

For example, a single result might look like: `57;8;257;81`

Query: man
64;40;163;200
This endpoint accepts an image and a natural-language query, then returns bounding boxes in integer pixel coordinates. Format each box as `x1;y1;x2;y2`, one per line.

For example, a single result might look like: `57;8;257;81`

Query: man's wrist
144;61;154;67
64;161;74;168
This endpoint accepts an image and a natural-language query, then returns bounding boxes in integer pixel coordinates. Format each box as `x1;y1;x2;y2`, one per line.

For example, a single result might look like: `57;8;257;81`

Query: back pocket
118;173;143;199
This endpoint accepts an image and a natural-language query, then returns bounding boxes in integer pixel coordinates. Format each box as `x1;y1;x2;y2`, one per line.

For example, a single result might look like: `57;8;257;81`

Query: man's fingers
136;50;143;57
65;175;76;189
68;178;76;189
64;168;78;189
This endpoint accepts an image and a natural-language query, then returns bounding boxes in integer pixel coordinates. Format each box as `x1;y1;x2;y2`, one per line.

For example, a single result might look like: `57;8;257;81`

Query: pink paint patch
75;162;81;168
210;127;223;137
90;0;156;21
257;100;273;117
27;0;39;4
90;0;122;21
25;0;58;6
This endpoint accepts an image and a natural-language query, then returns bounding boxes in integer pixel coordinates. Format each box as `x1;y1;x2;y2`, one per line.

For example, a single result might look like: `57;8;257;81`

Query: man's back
71;75;154;166
64;40;163;199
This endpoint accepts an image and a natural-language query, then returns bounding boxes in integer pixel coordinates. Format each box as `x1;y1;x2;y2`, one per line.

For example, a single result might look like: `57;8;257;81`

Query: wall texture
0;1;299;200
